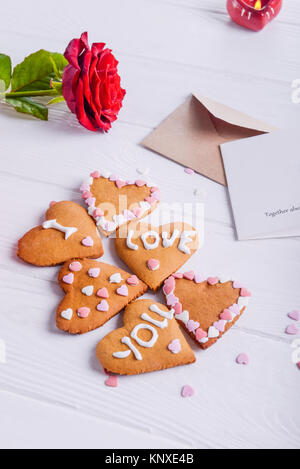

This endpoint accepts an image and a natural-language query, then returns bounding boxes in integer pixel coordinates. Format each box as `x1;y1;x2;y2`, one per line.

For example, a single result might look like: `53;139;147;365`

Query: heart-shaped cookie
57;259;147;334
18;201;103;266
115;222;199;291
80;170;159;237
163;273;251;349
96;299;196;375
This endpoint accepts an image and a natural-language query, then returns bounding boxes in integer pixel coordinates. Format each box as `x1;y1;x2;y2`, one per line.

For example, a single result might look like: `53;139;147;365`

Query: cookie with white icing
57;259;147;334
163;273;251;349
18;201;103;266
96;299;196;375
115;222;199;290
80;171;160;237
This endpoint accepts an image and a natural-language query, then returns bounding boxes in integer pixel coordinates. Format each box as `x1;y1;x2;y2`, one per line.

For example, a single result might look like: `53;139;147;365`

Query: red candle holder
227;0;282;31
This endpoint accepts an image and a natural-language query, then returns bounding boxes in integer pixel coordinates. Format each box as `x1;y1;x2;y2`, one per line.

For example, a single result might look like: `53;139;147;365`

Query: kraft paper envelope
141;93;276;185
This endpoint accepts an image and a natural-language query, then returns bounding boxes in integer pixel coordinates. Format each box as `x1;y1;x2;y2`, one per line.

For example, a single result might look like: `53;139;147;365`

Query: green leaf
6;97;48;120
11;49;66;93
47;96;65;105
0;54;12;90
50;52;68;74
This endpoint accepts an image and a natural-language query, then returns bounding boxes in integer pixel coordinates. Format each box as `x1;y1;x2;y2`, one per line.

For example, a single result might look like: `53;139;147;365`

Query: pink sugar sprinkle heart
88;268;100;278
183;271;195;281
213;319;227;332
115;179;126;189
181;385;194;398
229;303;240;316
236;353;249;365
127;275;139;286
220;309;233;321
77;307;90;318
97;300;109;312
135;180;146;187
62;273;74;285
105;375;118;388
86;197;96;207
286;324;299;335
166;293;178;307
174;302;182;315
207;277;219;285
117;284;128;296
147;258;160;271
187;320;200;332
184;168;194;175
90;170;100;178
82;190;92;199
288;310;300;321
195;328;208;341
151;190;160;200
80;183;90;192
93;208;104;218
233;281;243;289
172;272;183;279
97;287;109;298
240;288;251;297
69;261;82;272
132;207;143;217
81;236;94;247
168;339;181;354
194;273;206;284
49;201;57;207
145;196;157;205
163;276;175;295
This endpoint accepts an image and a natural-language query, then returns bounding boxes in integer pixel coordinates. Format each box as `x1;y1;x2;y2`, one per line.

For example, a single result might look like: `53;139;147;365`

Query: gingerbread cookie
163;273;251;349
96;299;196;375
57;259;147;334
115;222;199;291
18;201;103;266
80;170;160;237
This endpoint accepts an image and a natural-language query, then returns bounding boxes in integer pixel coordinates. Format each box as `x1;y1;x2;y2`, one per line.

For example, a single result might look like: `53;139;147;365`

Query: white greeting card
221;130;300;240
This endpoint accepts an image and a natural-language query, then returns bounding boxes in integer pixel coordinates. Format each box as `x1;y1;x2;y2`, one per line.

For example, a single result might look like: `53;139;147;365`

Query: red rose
62;32;126;132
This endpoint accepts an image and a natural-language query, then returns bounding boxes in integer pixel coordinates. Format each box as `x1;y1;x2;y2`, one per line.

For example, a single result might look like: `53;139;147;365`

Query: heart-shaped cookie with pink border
115;222;199;291
163;273;251;349
57;259;147;334
96;299;196;375
18;201;103;266
80;170;160;237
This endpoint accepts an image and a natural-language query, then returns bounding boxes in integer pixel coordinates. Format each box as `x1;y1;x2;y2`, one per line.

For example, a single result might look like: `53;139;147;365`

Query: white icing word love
126;229;196;254
113;304;175;361
42;219;78;240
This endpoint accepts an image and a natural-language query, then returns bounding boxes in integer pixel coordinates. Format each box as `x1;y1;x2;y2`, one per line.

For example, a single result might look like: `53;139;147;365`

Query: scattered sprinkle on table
105;375;118;388
285;324;299;335
236;353;249;365
136;167;149;176
184;167;194;175
181;384;195;398
288;310;299;321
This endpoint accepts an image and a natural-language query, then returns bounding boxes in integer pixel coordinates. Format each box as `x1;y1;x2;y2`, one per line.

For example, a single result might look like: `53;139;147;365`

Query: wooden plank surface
0;0;299;449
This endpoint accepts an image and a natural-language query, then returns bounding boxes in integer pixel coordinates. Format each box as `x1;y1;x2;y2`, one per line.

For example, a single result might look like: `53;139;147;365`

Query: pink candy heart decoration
115;179;126;189
80;183;90;192
105;375;118;388
93;208;104;218
240;288;251;297
172;272;183;279
127;275;139;286
194;273;206;284
187;320;200;332
82;190;92;199
220;309;233;321
195;328;208;341
166;293;178;307
174;302;182;316
77;307;90;318
181;385;195;398
183;271;195;281
132;207;143;218
81;236;94;247
97;300;109;312
207;277;219;286
69;261;82;272
184;168;194;175
288;310;300;321
163;276;175;295
147;258;160;271
168;339;181;354
135;180;146;187
97;287;109;298
213;320;227;332
116;285;128;296
236;353;249;365
62;273;74;285
88;268;100;278
286;324;299;335
233;281;243;289
90;170;100;178
86;197;96;207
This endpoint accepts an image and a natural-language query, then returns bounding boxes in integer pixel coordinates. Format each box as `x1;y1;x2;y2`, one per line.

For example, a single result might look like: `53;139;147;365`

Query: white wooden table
0;0;299;449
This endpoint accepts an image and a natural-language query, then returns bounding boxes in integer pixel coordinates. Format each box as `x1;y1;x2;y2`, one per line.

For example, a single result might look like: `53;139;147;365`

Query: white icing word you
113;304;174;361
126;229;196;254
42;219;78;240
